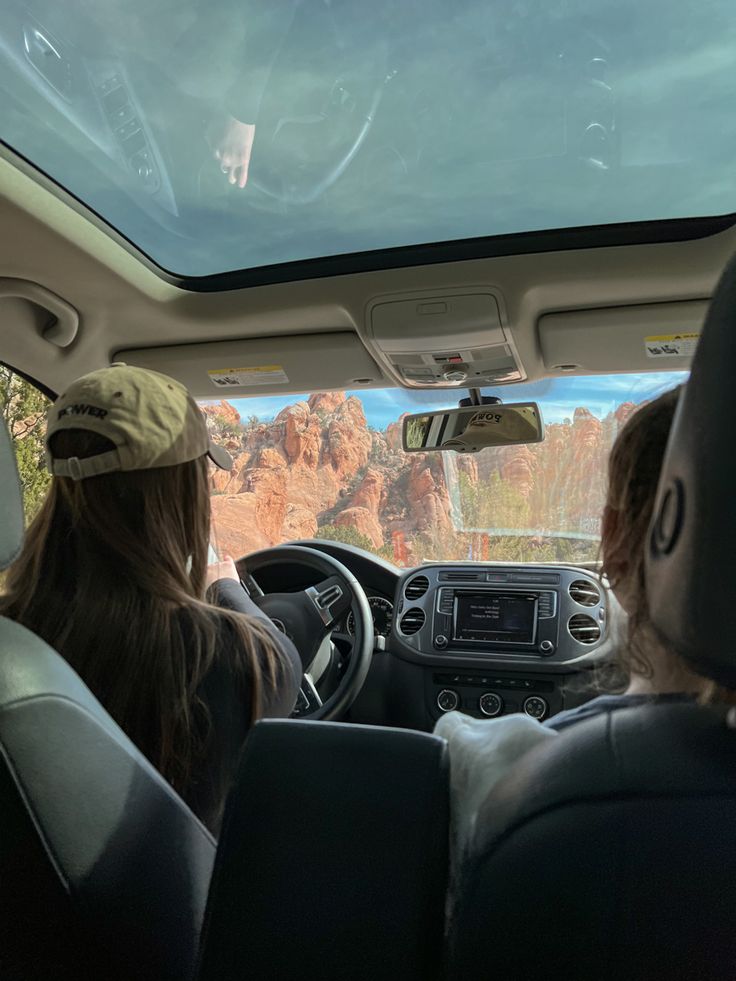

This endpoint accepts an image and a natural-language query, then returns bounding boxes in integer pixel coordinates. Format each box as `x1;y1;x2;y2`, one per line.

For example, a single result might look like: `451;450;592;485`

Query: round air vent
569;579;601;607
405;575;429;600
399;608;426;636
568;614;601;645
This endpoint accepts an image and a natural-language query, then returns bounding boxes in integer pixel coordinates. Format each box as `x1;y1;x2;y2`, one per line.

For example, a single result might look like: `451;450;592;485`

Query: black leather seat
0;418;215;980
198;718;449;981
449;253;736;980
448;702;736;979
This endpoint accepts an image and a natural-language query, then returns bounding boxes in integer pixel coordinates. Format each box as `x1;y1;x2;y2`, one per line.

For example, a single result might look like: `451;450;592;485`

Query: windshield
202;371;686;566
1;1;735;277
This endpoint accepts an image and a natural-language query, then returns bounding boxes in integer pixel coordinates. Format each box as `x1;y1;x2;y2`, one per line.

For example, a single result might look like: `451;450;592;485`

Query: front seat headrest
646;251;736;686
0;411;25;570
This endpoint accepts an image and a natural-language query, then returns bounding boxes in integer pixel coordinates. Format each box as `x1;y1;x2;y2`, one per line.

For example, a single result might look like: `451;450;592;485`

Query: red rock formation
205;392;638;564
308;392;346;414
202;400;241;428
335;507;385;548
499;445;535;499
406;460;453;533
205;393;373;553
256;447;287;470
247;467;288;542
351;468;384;514
210;450;252;494
210;495;271;557
327;398;372;478
282;504;318;540
385;416;406;452
615;401;637;425
572;407;603;449
280;403;322;468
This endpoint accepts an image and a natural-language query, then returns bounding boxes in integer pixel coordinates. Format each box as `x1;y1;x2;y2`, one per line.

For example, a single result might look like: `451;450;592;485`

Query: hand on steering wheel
210;115;256;189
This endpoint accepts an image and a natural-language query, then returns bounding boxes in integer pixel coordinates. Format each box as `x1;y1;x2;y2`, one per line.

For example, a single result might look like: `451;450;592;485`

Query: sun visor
538;301;707;374
115;332;384;398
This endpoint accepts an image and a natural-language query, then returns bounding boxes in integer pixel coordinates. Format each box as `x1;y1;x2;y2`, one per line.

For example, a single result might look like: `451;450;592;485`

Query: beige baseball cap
46;363;232;480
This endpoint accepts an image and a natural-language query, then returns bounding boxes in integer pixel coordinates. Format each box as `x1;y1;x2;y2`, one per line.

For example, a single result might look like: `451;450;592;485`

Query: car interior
2;0;736;977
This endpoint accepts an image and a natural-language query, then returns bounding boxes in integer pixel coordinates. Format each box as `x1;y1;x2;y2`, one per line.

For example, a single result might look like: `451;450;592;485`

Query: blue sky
203;372;688;429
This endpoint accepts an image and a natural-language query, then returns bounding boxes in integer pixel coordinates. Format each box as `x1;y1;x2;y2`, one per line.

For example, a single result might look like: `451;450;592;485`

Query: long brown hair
0;429;286;805
601;387;681;683
601;386;733;700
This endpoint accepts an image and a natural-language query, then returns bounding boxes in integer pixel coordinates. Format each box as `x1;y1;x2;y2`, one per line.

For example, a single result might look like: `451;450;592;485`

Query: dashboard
291;540;614;732
345;596;394;639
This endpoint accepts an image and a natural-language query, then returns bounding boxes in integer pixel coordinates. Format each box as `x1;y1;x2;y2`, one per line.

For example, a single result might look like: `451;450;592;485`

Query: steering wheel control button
479;692;504;717
437;689;459;713
539;640;555;655
434;634;449;650
292;689;311;717
307;582;344;625
523;696;549;720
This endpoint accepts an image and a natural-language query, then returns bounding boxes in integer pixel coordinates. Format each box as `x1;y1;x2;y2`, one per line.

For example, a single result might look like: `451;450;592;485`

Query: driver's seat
0;416;216;979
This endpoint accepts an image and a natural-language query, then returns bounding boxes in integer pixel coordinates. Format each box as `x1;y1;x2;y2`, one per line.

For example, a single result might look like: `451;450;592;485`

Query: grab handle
0;278;79;348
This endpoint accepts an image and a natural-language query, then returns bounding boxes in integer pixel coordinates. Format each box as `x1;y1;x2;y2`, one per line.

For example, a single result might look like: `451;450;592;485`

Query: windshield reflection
2;0;735;274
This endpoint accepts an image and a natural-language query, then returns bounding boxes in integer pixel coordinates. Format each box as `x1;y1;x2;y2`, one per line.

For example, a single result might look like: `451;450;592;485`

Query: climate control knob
523;695;549;720
437;689;459;713
479;691;504;717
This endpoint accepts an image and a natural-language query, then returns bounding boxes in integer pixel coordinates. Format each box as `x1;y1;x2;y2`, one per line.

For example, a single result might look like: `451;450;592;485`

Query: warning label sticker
645;333;700;359
208;365;289;388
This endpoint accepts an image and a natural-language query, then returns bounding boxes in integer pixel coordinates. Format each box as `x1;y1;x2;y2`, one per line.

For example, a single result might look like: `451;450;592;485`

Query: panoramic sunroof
1;0;735;279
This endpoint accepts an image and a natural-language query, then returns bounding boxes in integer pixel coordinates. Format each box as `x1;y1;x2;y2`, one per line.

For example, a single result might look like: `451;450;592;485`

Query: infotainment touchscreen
453;592;537;644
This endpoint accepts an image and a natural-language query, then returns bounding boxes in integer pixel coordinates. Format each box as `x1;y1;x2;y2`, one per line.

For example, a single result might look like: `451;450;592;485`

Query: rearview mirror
402;402;544;453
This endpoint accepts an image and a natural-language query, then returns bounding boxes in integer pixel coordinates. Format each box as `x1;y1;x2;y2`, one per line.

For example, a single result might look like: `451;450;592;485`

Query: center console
390;563;610;723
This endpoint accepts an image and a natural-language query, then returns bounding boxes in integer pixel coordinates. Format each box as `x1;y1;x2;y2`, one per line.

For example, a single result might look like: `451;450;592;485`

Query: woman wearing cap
0;364;302;835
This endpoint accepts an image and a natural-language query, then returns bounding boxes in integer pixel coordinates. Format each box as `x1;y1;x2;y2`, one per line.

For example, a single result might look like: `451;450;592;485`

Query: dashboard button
523;696;549;720
437;689;459;713
434;634;449;650
539;640;555;655
479;692;504;717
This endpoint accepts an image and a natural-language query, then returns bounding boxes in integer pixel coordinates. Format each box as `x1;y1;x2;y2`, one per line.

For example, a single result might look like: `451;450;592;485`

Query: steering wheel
248;77;388;205
236;545;373;721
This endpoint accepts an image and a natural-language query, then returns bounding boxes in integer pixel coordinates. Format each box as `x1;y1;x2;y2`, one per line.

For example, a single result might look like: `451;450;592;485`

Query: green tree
316;523;375;553
0;368;51;523
458;470;530;531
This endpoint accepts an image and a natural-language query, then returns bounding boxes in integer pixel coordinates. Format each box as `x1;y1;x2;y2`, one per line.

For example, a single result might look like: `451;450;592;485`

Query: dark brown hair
0;429;286;809
601;387;681;682
601;386;733;699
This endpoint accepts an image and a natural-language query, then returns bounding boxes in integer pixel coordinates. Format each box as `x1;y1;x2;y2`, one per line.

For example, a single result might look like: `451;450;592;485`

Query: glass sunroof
2;0;736;278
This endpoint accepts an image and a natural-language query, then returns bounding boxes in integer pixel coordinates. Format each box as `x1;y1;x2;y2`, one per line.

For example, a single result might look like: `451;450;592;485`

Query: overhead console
365;288;525;389
391;564;609;668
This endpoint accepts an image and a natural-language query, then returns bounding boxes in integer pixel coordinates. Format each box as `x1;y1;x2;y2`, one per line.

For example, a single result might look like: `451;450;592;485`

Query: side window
0;366;51;523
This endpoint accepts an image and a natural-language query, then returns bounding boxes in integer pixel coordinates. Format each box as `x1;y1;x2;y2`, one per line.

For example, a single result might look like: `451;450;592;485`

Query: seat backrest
647;252;736;686
449;252;736;980
0;412;215;980
197;719;449;981
448;703;736;980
